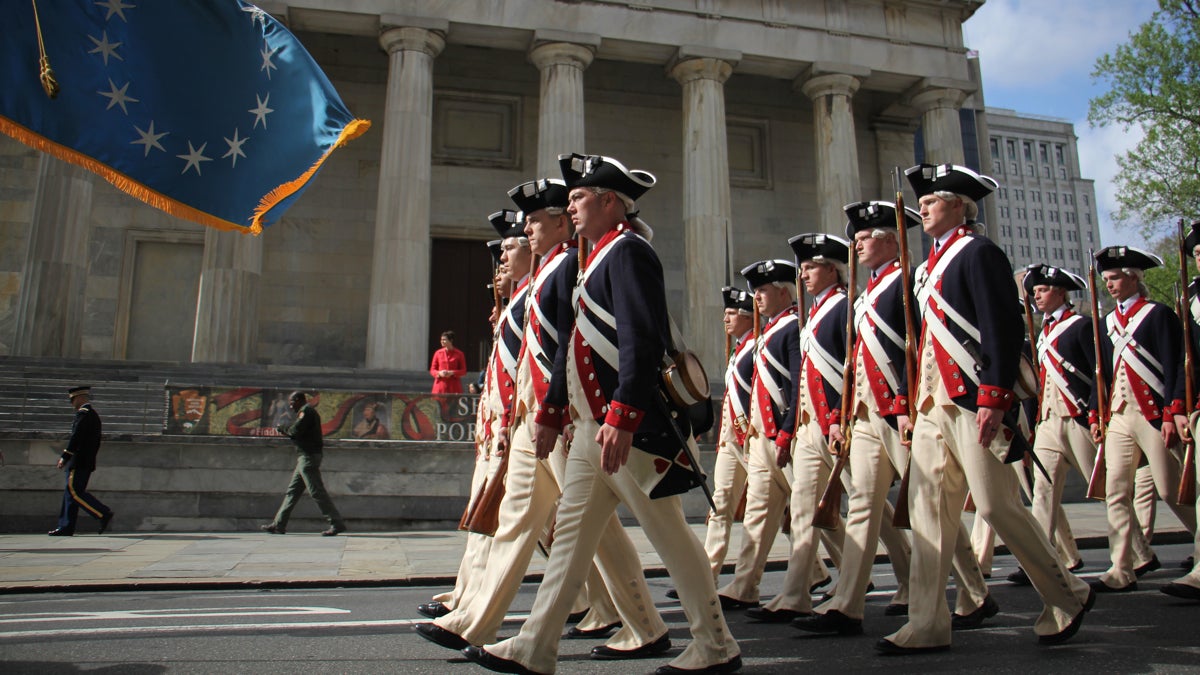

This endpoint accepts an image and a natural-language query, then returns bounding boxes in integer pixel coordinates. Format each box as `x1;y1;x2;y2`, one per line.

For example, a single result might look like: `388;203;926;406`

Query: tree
1089;0;1200;238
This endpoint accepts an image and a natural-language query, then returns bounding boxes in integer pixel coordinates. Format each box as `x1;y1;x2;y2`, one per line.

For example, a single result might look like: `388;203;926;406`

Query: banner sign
164;386;477;442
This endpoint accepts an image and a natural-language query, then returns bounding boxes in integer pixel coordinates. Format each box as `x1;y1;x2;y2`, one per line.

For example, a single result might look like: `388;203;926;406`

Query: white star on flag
87;31;123;65
249;93;273;129
223;128;248;167
131;120;167;156
98;79;138;115
260;44;278;80
94;0;134;22
177;141;212;176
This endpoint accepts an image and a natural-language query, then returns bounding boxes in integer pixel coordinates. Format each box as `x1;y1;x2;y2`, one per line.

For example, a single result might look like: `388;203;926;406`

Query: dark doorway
429;238;496;377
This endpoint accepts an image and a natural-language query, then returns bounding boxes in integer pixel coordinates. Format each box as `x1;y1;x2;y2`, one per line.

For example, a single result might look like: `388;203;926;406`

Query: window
1043;166;1051;178
993;159;1003;174
1001;224;1012;236
1035;227;1044;239
1018;225;1029;237
1007;139;1016;159
1064;193;1074;205
1017;208;1028;220
1020;244;1031;256
1086;231;1094;242
1060;167;1067;179
1049;211;1060;223
999;187;1008;200
1000;206;1011;218
990;137;1000;158
1053;248;1063;260
1066;230;1075;241
1048;193;1057;204
1066;212;1076;223
1036;246;1046;257
1010;162;1018;174
1033;209;1043;221
1040;143;1049;163
1015;189;1025;200
1069;249;1078;260
1023;141;1033;161
1031;190;1041;202
1085;213;1092;224
1083;195;1090;206
1055;144;1065;164
1027;164;1036;177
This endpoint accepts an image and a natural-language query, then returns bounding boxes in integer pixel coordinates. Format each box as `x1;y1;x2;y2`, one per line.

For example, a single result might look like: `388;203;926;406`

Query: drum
661;349;710;408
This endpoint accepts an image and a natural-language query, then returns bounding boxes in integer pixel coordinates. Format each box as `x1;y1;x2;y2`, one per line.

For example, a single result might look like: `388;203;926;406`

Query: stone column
528;31;599;176
366;19;447;370
910;79;970;165
669;48;738;371
12;155;94;357
191;229;262;363
872;115;926;257
798;65;869;236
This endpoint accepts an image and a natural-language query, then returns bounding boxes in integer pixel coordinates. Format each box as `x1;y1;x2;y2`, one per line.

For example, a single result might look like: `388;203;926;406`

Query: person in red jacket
430;331;467;394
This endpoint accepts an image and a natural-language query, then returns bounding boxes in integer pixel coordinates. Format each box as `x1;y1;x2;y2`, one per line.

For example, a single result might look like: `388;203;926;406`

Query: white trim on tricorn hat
740;259;797;290
558;153;656;201
508;178;569;214
1094;245;1163;272
788;233;850;264
68;386;90;399
489;209;525;239
1022;263;1086;295
904;163;998;202
843;200;921;238
721;285;754;315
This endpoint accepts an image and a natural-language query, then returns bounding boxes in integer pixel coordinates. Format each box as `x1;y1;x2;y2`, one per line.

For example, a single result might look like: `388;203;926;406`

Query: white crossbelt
1107;305;1165;396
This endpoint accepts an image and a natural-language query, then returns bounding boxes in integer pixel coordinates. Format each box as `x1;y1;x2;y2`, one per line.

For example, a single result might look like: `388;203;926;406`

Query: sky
961;0;1162;247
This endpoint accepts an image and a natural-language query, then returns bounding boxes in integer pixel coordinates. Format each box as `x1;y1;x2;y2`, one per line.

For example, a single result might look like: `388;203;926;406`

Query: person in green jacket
261;391;346;536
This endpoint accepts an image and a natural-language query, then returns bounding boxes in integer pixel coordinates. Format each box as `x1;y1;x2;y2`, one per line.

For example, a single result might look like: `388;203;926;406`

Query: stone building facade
0;0;989;376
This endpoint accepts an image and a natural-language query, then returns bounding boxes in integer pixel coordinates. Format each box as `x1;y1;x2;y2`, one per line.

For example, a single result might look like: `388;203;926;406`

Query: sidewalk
0;501;1189;593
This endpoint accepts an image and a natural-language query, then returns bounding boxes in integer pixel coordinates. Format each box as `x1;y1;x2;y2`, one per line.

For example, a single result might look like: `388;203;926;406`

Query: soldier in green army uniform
261;391;347;536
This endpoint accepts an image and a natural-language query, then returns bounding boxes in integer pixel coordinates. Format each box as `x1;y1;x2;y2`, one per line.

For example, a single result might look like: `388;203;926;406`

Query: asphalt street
1;543;1197;674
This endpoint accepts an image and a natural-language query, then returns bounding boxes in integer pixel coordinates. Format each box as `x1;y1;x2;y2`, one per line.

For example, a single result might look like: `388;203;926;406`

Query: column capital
528;40;596;72
797;72;861;101
906;77;974;113
379;20;447;57
668;56;734;86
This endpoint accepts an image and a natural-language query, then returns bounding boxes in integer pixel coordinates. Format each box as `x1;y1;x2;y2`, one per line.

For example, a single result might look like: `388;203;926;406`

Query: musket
1085;249;1110;500
1176;219;1197;505
813;243;858;530
892;168;920;530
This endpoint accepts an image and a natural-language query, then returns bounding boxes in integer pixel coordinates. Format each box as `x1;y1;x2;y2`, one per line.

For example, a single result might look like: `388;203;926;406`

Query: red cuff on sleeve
604;400;644;433
1088;410;1099;426
774;430;794;450
976;385;1017;410
828;410;841;427
534;405;568;431
1165;400;1185;417
891;396;909;417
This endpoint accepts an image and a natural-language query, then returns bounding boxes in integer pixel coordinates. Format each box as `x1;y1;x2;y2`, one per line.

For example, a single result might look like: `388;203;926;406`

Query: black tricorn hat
788;233;850;265
486;239;503;265
741;259;797;289
489;209;525;239
1184;221;1200;255
559;153;656;201
508;178;569;214
1094;245;1163;272
1022;263;1086;295
68;386;91;399
721;286;754;314
904;163;998;201
843;200;921;237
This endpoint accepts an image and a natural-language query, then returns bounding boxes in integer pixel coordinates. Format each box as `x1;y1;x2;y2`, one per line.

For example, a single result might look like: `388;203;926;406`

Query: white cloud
1075;116;1144;246
964;0;1158;88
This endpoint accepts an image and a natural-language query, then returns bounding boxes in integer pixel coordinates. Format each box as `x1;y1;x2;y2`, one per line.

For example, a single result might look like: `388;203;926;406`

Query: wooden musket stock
814;244;858;530
1085;250;1109;501
1176;219;1197;505
892;169;920;530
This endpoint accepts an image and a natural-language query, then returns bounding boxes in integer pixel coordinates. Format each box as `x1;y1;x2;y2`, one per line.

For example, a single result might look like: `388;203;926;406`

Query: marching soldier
1165;221;1200;600
716;258;802;611
464;153;740;675
1090;246;1197;592
417;179;667;656
700;286;757;583
878;164;1092;654
748;234;851;621
795;201;989;636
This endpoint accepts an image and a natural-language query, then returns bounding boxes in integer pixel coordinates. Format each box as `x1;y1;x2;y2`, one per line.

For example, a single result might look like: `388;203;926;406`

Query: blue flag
1;0;370;233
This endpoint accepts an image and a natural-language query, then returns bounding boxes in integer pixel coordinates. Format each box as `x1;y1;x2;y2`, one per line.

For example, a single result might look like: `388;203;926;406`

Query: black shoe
591;633;670;660
874;638;949;656
47;528;74;536
1135;555;1161;577
462;645;545;675
1007;567;1031;586
260;523;286;535
1038;589;1094;645
884;603;908;616
1161;582;1200;601
322;525;345;536
417;601;449;619
654;655;743;674
951;594;999;630
98;511;114;535
810;576;832;594
1089;578;1136;593
414;622;470;651
666;587;679;600
566;609;588;624
718;595;759;611
1068;559;1085;572
1181;556;1195;570
792;609;863;635
565;621;621;639
745;607;807;623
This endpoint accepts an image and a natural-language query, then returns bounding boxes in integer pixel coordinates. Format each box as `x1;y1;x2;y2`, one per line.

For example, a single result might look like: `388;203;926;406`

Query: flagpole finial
31;1;59;99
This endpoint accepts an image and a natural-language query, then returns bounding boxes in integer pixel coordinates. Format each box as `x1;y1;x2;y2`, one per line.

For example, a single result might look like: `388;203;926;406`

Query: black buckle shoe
413;622;469;651
951;594;999;630
461;645;546;675
590;633;670;660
